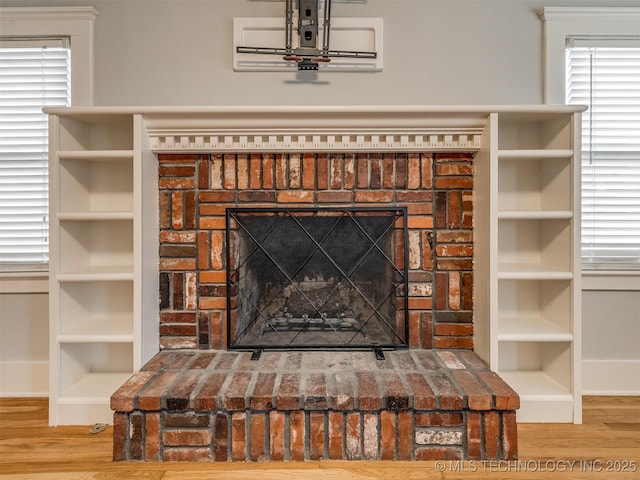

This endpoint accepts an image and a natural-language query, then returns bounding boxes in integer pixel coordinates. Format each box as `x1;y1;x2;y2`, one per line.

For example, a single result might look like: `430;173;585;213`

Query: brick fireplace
111;144;519;462
156;151;474;351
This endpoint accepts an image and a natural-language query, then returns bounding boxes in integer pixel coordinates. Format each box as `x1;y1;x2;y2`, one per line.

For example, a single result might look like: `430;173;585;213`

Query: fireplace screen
226;208;409;350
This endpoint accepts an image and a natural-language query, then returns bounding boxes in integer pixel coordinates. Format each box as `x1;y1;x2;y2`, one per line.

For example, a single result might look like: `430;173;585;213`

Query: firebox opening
226;207;409;350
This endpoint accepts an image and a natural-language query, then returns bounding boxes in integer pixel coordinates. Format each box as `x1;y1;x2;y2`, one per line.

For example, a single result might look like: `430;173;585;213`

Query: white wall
1;0;638;396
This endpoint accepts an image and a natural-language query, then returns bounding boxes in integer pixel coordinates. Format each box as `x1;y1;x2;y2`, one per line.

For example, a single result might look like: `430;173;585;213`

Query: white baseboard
0;361;48;397
582;359;640;395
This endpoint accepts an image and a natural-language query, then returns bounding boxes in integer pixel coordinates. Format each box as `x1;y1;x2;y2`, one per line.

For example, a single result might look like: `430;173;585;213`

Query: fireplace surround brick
157;151;474;351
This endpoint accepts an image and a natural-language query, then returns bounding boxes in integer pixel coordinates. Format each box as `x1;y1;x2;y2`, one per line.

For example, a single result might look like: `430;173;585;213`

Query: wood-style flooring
0;396;638;479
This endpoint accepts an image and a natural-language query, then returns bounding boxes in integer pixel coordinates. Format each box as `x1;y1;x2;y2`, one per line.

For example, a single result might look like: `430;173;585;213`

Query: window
0;7;96;273
566;44;640;269
542;7;640;271
0;41;71;270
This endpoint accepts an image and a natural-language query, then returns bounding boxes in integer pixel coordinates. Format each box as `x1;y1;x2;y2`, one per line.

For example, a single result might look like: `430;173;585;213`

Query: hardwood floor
1;397;638;479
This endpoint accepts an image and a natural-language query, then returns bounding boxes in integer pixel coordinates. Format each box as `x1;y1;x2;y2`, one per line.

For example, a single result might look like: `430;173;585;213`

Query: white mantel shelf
44;105;585;153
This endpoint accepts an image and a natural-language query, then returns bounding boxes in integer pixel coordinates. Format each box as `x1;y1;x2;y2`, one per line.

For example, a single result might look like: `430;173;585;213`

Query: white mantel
45;105;583;153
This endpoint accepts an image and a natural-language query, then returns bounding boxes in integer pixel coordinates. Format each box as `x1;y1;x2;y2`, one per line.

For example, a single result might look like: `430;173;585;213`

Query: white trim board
582;360;640;395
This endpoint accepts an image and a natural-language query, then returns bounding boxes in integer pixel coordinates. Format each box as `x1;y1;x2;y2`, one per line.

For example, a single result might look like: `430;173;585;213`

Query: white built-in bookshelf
46;106;582;425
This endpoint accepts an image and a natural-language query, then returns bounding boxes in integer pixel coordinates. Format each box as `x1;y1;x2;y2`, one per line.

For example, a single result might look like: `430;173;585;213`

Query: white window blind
0;41;70;271
566;44;640;270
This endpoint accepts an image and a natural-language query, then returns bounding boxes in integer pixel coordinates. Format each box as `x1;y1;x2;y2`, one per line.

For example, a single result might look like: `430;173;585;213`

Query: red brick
317;154;329;189
397;411;412;460
409;311;421;348
383;154;394;189
415;412;463;427
198;216;226;230
112;412;127;461
437;230;473;243
250;413;266;461
345;412;361;460
275;373;301;410
162;429;211;447
159;177;195;189
448;190;461;228
214;413;229;461
331;155;343;189
210;154;223;189
328;411;343;460
262;154;274;189
408;153;420;189
289;411;306;461
408;297;432;310
158;154;197;163
370;155;382;188
452;370;492;410
435;177;473;189
198;191;236;203
484;411;500;459
354;190;393;203
477;370;520;410
238;191;276;203
289;154;301;188
362;413;379;460
502;411;518;460
129;413;143;460
249;153;262;189
344;154;355;189
250;372;277;410
436;244;473;257
316;191;352;203
277;190;314;203
462;272;473;310
224;154;237;189
221;372;252;411
269;411;285;461
356;153;368;188
197;157;209;189
405;373;436;410
111;371;155;412
309;412;325;460
231;413;247;461
356;372;382;410
395;153;407;188
421;154;433;189
302;153;315;189
407;215;433;229
163;447;212;461
145;412;161;461
303;373;328;410
380;372;409;410
415;447;463;460
434;337;474;349
466;411;482;460
437;258;473;271
159;191;171;229
160;231;197;244
422;231;434;270
197;231;210;270
427;371;463;410
380;411;395;460
137;372;178;410
165;371;202;410
209;311;225;350
193;373;228;410
421;311;434;349
275;154;287;189
171;192;183;230
435;323;474;336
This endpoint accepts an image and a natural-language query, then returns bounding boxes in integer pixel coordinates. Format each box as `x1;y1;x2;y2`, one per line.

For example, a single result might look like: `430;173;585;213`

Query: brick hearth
112;349;518;461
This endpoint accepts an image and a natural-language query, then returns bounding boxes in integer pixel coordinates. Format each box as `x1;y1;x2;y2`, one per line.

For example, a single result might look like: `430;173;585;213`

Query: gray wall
0;0;635;106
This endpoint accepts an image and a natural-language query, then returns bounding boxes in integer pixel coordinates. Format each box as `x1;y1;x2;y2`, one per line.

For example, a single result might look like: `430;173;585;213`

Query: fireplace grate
226;207;409;351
